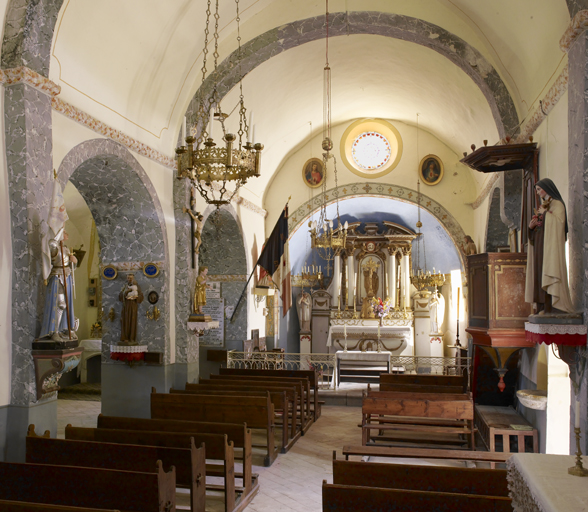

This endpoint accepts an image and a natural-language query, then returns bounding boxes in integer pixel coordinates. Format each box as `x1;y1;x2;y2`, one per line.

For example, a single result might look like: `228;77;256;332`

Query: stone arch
198;206;248;377
288;182;468;269
1;0;64;75
57;139;170;363
186;11;519;139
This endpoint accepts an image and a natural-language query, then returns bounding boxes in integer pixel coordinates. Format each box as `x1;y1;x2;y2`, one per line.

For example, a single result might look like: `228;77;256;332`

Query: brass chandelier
175;0;263;207
309;0;348;267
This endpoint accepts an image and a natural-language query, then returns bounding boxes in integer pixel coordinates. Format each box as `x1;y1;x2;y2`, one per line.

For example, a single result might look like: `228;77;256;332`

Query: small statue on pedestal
297;291;312;332
119;273;143;345
190;266;212;322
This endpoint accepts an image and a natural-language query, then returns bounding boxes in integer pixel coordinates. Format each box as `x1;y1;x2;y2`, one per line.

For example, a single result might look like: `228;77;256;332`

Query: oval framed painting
419;154;444;186
302;158;325;188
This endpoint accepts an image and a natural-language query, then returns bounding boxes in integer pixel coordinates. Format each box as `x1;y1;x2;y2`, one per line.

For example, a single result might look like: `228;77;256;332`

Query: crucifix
182;188;203;269
361;258;380;318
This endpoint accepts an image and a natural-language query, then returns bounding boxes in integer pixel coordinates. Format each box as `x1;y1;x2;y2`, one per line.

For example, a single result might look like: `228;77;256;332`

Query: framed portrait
419;154;444;186
302;158;325;188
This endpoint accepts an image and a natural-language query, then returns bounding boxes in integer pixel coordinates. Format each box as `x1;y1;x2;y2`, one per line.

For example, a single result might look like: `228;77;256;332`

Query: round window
351;131;391;171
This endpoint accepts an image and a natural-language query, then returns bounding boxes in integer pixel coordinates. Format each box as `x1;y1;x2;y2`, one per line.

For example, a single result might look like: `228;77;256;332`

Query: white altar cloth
77;339;102;381
507;453;588;512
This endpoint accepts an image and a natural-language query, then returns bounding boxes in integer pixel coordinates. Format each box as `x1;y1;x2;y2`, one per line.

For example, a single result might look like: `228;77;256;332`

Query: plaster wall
264;120;477;237
0;83;11;407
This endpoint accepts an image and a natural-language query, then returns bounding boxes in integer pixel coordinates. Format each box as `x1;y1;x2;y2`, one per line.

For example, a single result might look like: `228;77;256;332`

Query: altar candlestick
457;288;460;321
576;399;581;430
377;323;380;337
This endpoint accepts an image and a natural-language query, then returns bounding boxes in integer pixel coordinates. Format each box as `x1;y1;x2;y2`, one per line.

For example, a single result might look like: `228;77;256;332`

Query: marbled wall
66;154;170;362
5;82;54;406
1;0;64;77
199;208;248;346
186;12;518;139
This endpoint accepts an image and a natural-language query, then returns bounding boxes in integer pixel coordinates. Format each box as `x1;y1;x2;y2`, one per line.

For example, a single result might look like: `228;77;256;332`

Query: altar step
339;366;388;384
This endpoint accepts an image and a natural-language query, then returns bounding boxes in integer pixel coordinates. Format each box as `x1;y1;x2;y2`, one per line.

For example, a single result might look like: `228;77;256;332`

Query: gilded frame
302;158;325;188
419;154;444;186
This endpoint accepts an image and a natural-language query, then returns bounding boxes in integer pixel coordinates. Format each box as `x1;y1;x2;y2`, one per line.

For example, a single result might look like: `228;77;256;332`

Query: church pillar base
3;399;57;462
173;361;200;389
101;363;175;418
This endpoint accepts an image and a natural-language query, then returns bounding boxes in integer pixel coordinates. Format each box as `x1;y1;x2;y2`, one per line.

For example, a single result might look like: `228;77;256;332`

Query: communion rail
225;351;471;390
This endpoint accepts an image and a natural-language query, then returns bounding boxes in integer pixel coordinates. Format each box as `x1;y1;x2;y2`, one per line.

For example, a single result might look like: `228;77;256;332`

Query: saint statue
119;273;143;345
297;291;312;332
461;235;477;256
194;266;211;313
39;229;78;341
428;289;446;335
525;178;574;314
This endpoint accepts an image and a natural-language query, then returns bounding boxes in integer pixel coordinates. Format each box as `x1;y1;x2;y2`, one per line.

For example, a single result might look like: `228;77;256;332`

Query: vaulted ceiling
49;0;570;202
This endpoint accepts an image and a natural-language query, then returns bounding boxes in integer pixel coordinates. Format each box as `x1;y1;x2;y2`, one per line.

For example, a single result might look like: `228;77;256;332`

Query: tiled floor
57;400;361;512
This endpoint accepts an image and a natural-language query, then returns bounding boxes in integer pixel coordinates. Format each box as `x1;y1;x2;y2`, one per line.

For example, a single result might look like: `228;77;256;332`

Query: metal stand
569;427;588;476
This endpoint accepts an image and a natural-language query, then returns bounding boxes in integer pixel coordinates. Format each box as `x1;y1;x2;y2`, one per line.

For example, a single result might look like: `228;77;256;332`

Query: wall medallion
101;265;118;280
143;262;160;278
302;158;325;188
419;154;444;186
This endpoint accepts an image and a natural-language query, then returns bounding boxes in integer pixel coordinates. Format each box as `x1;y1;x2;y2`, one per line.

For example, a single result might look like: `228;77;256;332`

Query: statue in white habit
428;289;445;335
297;291;312;332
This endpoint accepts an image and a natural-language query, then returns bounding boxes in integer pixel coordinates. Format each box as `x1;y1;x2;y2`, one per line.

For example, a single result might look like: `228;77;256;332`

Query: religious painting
302;158;325;188
419;154;444;186
358;255;384;302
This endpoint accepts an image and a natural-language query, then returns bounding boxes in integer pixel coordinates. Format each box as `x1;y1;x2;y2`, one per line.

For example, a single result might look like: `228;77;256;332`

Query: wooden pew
332;452;509;496
380;373;468;393
341;445;511;469
0;460;175;512
322;481;513;512
150;389;277;467
218;368;321;420
0;501;120;512
96;415;256;496
191;380;301;440
65;426;236;512
209;374;311;431
362;391;476;449
26;426;205;512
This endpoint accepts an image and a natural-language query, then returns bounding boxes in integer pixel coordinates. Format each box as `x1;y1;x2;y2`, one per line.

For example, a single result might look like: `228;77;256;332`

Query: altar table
326;323;409;353
507;453;588;512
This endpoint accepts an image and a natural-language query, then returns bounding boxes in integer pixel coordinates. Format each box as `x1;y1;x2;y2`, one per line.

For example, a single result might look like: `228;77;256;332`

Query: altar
327;316;412;354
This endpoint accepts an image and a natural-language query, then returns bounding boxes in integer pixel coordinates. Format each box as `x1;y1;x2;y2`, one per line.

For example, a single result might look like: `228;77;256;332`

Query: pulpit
466;253;534;396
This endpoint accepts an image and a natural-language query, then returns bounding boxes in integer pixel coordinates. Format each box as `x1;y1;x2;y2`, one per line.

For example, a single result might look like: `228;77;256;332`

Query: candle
576;399;581;430
248;111;254;141
208;108;214;137
457;287;460;321
251;124;256;144
182;116;187;141
344;324;347;337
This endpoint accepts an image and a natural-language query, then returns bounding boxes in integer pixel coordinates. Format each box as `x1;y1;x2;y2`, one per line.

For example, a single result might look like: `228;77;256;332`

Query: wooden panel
469;256;489;327
362;397;473;420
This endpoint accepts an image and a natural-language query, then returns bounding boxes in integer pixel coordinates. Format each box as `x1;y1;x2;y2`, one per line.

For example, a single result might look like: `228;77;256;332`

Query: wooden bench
342;445;511;469
322;481;513;511
26;426;205;512
0;460;175;512
198;377;304;432
218;368;321;420
210;374;312;431
179;383;300;451
475;405;539;454
150;389;277;466
0;501;119;512
65;426;236;512
362;391;476;449
332;452;510;496
380;372;469;393
96;415;256;497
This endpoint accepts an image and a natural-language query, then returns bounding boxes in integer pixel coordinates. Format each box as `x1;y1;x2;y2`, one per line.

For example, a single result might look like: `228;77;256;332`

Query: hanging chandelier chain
235;0;247;147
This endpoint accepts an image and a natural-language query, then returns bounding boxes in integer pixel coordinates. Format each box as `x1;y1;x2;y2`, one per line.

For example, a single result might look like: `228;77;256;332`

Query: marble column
567;28;588;453
388;249;397;307
347;252;355;308
401;251;411;309
4;81;57;461
173;179;199;389
333;251;341;308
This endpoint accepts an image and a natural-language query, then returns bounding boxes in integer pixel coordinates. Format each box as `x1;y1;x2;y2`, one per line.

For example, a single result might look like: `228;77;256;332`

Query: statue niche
359;256;382;318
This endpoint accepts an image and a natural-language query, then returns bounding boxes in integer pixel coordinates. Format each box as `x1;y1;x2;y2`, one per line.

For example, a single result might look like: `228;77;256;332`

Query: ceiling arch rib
186;11;519;144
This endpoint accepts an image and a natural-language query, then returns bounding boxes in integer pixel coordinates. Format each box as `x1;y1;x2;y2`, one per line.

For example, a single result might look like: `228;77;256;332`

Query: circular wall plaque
102;265;118;280
147;290;159;304
143;262;160;278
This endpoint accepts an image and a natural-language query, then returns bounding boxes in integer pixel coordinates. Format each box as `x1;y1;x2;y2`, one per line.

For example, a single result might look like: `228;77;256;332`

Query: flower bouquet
371;297;393;320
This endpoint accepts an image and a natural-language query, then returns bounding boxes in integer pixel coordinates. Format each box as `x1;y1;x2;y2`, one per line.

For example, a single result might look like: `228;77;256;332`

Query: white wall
264;119;478;238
